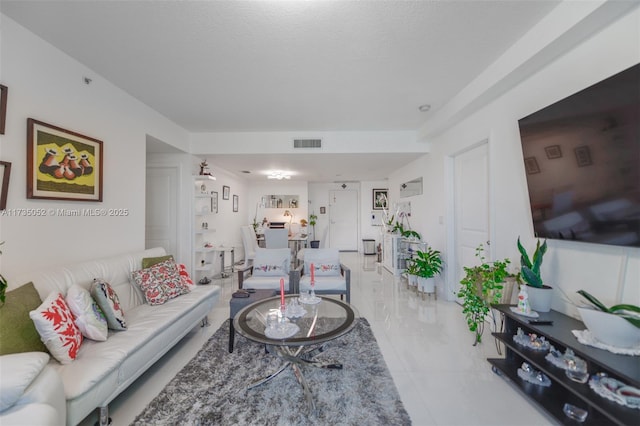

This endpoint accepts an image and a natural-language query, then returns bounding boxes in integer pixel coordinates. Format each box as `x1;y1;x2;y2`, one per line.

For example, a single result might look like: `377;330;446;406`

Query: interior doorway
145;165;179;256
328;189;359;251
447;141;490;301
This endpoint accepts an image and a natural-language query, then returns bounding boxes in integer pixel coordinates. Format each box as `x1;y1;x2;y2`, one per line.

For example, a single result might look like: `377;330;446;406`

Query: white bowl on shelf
577;307;640;349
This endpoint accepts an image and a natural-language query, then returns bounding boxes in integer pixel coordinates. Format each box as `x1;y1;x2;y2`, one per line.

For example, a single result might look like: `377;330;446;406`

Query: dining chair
263;228;289;249
240;225;259;268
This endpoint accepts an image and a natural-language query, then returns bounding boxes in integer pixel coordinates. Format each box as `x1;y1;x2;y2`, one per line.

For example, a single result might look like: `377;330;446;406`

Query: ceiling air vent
293;139;322;149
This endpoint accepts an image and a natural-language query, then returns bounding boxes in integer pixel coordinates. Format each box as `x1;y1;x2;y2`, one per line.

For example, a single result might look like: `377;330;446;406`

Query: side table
228;289;277;352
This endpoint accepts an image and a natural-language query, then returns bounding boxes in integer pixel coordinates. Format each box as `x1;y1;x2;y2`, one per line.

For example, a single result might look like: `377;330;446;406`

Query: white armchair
237;248;294;292
296;248;350;303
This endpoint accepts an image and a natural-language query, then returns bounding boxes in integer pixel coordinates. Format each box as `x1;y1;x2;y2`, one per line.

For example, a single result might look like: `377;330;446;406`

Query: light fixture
267;171;292;180
418;104;431;112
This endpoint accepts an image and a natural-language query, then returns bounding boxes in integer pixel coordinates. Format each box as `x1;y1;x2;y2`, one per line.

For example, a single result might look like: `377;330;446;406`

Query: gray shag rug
132;317;411;425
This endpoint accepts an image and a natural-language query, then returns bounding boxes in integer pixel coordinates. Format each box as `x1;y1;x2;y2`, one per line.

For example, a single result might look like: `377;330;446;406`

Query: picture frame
574;145;592;167
27;119;103;201
320;206;326;214
545;145;562;159
222;185;230;200
372;188;388;210
211;191;218;213
524;156;540;175
233;194;238;212
0;161;11;210
0;85;7;135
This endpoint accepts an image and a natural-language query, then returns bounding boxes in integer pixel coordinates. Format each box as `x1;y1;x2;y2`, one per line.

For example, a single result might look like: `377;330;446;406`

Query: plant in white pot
413;246;443;295
517;237;551;312
576;290;640;348
405;259;419;288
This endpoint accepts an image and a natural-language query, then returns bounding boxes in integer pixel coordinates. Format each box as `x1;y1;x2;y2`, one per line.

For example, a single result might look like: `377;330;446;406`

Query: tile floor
80;252;553;425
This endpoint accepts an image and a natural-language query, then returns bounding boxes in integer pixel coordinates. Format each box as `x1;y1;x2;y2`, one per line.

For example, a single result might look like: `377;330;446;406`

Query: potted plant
308;213;319;248
517;237;551;312
575;290;640;348
457;244;514;345
405;259;419;288
413;246;443;295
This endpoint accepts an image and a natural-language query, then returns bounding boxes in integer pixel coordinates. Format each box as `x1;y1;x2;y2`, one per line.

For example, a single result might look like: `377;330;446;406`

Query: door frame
444;138;494;301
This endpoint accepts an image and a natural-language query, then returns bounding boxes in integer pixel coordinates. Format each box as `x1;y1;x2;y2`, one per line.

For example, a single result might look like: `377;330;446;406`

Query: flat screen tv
518;63;640;248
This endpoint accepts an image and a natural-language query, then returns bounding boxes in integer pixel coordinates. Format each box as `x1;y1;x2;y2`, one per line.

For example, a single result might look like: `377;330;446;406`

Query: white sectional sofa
1;247;221;426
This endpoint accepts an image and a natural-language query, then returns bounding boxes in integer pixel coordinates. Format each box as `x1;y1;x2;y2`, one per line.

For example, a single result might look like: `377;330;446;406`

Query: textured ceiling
1;0;560;132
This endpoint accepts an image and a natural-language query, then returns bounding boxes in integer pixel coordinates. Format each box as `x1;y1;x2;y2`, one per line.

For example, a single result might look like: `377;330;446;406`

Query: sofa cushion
0;352;50;411
0;282;47;355
252;248;290;276
131;259;190;306
299;275;346;292
65;284;108;341
177;263;195;290
29;293;83;364
243;276;291;292
141;255;173;269
91;279;127;330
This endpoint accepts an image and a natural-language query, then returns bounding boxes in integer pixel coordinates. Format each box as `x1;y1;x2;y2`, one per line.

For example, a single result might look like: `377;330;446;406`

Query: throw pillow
252;261;287;276
141;255;174;270
305;259;341;277
91;279;127;330
131;259;190;306
0;282;48;355
29;292;83;364
177;263;195;289
65;284;108;341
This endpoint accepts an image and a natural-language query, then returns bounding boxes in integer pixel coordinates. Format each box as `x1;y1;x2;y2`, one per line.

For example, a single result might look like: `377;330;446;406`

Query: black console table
489;304;639;425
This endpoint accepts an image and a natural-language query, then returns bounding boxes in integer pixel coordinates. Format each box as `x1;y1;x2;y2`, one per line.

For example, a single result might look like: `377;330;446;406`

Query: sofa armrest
237;265;253;289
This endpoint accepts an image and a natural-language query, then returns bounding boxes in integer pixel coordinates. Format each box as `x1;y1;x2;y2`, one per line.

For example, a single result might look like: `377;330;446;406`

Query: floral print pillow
131;259;190;305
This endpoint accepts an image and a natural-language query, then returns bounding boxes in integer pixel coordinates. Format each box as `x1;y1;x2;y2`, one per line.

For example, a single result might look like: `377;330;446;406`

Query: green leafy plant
413;246;443;279
577;290;640;329
457;244;512;344
517;237;547;288
308;213;318;240
402;229;421;240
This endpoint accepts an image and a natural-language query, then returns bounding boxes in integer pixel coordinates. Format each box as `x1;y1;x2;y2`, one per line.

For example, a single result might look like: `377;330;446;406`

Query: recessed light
418;104;431;112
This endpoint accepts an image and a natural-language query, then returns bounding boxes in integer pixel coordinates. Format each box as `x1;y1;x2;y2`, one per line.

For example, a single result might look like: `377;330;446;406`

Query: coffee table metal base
247;344;342;413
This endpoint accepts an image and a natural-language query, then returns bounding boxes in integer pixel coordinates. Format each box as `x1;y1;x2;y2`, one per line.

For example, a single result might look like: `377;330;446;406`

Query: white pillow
0;352;50;411
253;248;290;276
29;292;83;364
65;285;108;341
304;259;341;277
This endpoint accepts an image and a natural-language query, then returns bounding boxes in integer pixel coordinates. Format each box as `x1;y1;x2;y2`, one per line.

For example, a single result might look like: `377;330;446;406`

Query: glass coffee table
233;294;357;412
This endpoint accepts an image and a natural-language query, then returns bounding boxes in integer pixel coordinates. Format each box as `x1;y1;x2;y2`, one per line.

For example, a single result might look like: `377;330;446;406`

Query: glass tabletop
233;295;357;347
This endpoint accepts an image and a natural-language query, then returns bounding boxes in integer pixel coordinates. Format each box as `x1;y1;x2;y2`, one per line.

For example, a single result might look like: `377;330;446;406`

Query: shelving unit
382;233;403;275
193;177;216;284
489;304;639;425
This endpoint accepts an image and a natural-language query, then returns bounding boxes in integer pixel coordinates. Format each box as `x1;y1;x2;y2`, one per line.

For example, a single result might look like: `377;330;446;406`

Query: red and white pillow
65;284;108;341
177;263;195;290
131;259;191;305
29;292;83;364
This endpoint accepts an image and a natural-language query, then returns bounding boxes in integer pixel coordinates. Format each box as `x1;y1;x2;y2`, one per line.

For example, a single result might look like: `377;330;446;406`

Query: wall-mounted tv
518;63;640;248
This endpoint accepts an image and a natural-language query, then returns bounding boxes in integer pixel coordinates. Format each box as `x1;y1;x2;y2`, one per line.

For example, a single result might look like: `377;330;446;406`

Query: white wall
0;15;191;285
390;7;640;315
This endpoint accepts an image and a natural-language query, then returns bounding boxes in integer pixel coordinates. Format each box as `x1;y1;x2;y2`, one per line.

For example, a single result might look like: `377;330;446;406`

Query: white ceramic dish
577;307;640;349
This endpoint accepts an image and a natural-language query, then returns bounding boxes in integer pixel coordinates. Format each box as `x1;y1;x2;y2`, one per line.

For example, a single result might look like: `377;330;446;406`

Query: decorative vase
527;284;553;312
407;273;418;287
418;277;435;294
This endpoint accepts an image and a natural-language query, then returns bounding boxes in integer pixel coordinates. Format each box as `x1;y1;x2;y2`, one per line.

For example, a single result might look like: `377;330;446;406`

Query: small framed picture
320;206;326;214
574;145;592;167
233;194;238;212
524;156;540;175
0;84;7;135
544;145;562;159
0;161;11;210
211;191;218;213
372;188;388;210
222;185;230;200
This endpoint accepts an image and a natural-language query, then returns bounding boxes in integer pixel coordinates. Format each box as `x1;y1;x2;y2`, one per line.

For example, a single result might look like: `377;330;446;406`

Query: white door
145;166;178;256
329;190;359;251
452;142;490;300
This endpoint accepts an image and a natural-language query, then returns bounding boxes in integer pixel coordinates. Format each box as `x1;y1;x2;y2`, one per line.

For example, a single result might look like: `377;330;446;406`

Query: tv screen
518;63;640;248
